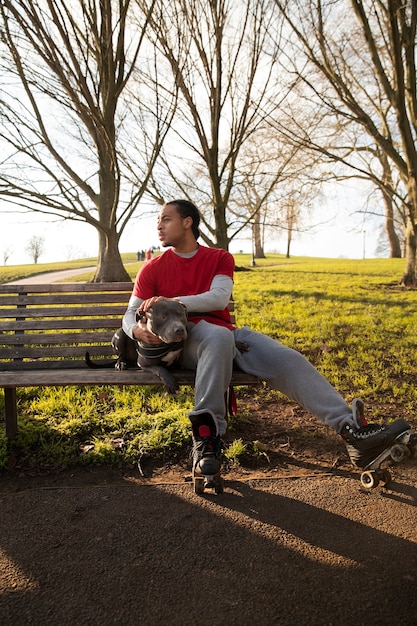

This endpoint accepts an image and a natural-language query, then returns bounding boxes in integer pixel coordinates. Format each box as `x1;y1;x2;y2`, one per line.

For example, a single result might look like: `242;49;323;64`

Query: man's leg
233;326;352;431
180;320;235;435
180;321;236;477
233;326;411;468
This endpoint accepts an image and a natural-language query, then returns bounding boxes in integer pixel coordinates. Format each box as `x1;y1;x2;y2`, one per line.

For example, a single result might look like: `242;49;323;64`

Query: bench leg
4;388;18;440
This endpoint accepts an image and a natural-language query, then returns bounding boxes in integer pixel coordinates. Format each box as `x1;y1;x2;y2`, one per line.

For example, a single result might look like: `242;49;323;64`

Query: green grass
1;253;416;471
233;256;416;408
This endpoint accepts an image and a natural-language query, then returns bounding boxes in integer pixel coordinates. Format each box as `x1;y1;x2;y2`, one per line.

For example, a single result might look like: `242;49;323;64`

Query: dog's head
136;299;188;344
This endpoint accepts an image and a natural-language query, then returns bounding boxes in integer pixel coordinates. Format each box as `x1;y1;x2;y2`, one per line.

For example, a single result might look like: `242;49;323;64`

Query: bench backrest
0;282;134;370
0;282;237;370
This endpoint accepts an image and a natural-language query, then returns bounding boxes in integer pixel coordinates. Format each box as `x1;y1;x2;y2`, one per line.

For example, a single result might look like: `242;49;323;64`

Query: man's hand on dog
133;296;181;345
133;319;164;345
139;295;170;312
132;297;168;344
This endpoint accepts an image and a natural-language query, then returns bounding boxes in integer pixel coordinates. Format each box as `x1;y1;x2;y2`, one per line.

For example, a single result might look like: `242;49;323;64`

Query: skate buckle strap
344;423;386;440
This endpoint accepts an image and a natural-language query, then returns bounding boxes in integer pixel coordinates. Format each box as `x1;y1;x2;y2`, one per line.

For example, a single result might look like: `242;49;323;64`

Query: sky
0;183;380;266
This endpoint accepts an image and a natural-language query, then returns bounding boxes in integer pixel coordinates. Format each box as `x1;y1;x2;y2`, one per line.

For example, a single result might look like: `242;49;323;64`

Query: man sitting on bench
122;199;410;480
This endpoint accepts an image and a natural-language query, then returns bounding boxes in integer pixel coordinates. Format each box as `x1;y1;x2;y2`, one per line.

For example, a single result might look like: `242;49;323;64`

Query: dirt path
1;462;417;626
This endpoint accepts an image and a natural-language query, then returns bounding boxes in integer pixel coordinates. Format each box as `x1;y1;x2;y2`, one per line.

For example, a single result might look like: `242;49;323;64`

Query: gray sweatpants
180;321;353;436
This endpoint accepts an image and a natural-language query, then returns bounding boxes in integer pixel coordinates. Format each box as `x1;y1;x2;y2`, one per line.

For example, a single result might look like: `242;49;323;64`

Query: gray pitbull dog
86;299;189;393
132;299;189;393
86;298;250;394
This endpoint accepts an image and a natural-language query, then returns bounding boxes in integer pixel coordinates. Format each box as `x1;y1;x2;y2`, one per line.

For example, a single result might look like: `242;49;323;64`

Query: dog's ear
135;309;147;322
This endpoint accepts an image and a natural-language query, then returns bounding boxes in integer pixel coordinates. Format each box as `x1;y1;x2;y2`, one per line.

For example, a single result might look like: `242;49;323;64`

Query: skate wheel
214;476;224;495
390;444;407;463
360;470;379;489
193;476;205;495
407;444;416;459
379;469;392;486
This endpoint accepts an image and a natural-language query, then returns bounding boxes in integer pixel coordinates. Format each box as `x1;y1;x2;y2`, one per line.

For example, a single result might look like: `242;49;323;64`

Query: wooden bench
0;282;260;440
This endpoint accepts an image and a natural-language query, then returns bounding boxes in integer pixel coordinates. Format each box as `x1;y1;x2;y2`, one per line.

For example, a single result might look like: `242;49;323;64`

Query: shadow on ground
1;465;417;625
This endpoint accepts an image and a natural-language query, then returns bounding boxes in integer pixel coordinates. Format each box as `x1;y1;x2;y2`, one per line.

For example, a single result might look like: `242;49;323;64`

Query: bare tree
26;234;44;264
2;244;13;265
273;0;417;284
229;128;321;258
0;0;176;281
139;0;295;250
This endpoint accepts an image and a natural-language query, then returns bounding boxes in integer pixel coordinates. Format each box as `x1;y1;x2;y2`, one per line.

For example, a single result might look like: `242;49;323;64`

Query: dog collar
136;340;185;360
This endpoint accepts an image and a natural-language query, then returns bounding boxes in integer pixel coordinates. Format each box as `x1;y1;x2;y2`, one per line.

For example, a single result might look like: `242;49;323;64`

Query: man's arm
122;294;145;340
176;274;232;312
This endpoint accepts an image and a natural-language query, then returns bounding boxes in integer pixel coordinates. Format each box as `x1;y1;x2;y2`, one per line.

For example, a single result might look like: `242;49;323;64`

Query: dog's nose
174;327;186;339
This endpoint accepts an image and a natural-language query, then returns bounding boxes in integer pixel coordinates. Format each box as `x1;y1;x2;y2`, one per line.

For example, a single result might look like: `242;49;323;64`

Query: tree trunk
253;217;266;258
379;151;402;258
92;229;131;283
213;205;230;250
400;220;416;286
286;228;292;258
383;193;402;258
400;175;417;286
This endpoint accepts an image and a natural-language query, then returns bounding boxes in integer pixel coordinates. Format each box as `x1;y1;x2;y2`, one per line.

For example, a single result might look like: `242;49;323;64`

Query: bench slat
0;358;113;370
0;331;116;346
0;305;128;319
0;319;122;332
0;368;258;387
0;344;116;360
0;293;132;307
0;282;134;294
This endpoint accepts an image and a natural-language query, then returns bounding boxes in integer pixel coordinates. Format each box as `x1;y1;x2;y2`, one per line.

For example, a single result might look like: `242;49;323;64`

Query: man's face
157;204;188;248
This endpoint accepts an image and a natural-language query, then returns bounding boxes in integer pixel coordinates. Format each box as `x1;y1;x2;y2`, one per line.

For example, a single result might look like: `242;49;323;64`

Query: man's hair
165;199;201;240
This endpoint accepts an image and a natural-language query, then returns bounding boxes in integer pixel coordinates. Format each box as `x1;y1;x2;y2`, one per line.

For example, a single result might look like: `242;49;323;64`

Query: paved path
7;266;97;285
